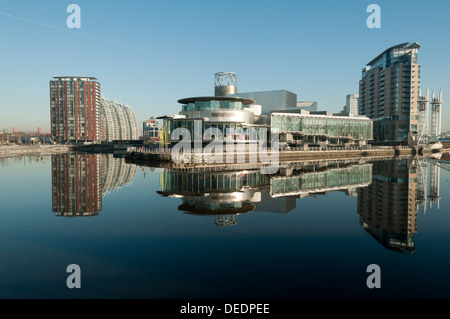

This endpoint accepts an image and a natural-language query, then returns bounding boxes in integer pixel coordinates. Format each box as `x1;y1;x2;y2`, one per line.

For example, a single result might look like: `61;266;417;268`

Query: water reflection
157;160;373;226
157;156;447;254
51;153;137;217
357;158;417;254
49;151;447;254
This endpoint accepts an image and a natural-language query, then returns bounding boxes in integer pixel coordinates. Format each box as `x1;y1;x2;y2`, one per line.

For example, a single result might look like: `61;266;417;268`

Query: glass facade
165;118;267;142
271;114;373;140
181;100;243;112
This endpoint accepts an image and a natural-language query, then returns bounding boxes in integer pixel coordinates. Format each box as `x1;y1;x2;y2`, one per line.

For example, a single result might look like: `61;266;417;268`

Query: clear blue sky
0;0;449;133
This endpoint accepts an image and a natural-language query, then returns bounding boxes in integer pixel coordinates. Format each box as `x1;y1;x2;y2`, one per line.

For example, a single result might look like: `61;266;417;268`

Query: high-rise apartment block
359;43;420;143
50;77;101;143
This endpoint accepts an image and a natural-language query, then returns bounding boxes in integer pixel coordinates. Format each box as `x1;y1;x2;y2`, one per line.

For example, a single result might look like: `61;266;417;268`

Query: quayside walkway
125;144;423;171
0;145;71;157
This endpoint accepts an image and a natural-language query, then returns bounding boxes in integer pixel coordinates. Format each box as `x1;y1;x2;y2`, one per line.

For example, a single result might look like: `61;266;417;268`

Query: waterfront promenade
0;145;71;158
125;144;442;171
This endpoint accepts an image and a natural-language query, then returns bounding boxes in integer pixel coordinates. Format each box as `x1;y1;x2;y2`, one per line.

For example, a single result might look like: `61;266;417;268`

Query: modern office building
271;110;372;146
12;127;18;134
50;77;102;143
359;43;420;143
101;97;139;141
38;127;44;135
143;117;162;142
344;94;359;116
159;72;373;147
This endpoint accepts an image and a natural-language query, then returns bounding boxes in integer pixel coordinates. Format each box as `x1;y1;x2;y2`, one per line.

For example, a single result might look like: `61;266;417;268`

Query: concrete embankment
125;146;421;168
0;145;71;157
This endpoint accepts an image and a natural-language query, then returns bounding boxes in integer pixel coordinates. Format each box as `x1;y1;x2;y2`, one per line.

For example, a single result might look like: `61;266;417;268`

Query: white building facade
101;97;139;141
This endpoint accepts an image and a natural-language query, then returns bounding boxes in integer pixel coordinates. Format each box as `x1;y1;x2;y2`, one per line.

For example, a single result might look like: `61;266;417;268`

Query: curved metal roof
177;96;255;105
367;42;420;66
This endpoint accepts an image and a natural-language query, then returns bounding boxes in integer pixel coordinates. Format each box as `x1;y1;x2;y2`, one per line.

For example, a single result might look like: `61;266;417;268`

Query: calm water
0;153;450;299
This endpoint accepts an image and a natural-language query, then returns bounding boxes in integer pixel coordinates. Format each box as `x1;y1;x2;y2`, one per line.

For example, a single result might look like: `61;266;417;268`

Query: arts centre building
159;72;373;148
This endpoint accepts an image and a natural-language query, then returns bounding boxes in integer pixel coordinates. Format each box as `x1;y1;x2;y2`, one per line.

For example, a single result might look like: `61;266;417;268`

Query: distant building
344;94;359;116
143;117;161;142
50;77;101;143
38;127;44;135
359;43;420;143
296;101;318;112
230;89;297;115
101;97;139;141
12;127;18;134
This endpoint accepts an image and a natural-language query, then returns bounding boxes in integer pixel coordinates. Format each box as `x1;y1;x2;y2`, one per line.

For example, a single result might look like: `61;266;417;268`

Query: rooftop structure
214;72;237;97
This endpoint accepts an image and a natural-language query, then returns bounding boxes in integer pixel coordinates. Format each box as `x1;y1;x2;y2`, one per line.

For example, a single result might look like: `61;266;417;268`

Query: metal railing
127;144;414;154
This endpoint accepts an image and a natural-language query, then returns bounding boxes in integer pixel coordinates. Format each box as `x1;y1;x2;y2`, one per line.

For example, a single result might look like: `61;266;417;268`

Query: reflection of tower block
214;72;237;97
417;88;429;144
430;90;443;137
215;214;238;227
428;163;440;210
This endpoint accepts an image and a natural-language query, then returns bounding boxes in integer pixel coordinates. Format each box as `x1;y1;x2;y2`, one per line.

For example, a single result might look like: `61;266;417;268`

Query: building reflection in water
357;157;445;254
158;161;373;227
357;158;418;254
51;153;137;217
158;156;447;253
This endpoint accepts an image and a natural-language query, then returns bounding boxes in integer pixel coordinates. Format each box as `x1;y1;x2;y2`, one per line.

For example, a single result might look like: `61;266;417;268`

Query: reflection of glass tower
51;153;103;217
357;159;418;254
